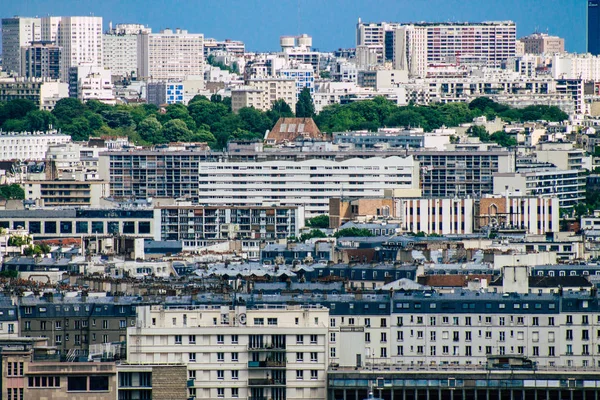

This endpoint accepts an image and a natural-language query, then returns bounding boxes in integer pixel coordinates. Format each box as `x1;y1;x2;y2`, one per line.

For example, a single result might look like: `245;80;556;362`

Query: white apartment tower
41;16;103;81
103;23;151;78
138;28;204;81
1;17;41;75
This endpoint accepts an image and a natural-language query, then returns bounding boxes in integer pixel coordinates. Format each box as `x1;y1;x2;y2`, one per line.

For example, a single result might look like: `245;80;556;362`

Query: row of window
2;220;152;235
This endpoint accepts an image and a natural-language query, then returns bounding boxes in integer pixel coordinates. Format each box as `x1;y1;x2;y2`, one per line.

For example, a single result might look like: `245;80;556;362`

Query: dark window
107;222;119;234
91;222;104;234
0;221;9;228
67;376;87;391
123;221;135;234
76;221;88;234
13;221;25;229
60;221;72;234
44;221;57;234
89;376;109;391
29;221;41;234
138;221;151;234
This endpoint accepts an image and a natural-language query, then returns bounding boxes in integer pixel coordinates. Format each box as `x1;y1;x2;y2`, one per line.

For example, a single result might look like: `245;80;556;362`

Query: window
297;352;304;362
380;318;387;327
310;334;317;344
296;370;304;380
297;335;304;344
28;376;60;387
380;347;387;357
268;318;278;325
381;332;387;342
231;370;238;380
189;335;196;344
330;347;336;357
232;352;239;362
330;332;336;342
548;346;555;356
175;335;182;344
217;334;224;344
217;352;224;362
189;353;196;362
532;317;539;326
217;388;224;398
311;352;317;362
311;370;318;380
217;370;224;380
68;376;87;391
254;318;264;325
232;388;239;398
548;317;555;326
119;320;126;328
102;320;108;329
567;315;573;324
231;335;238;344
330;318;336;327
90;376;109;391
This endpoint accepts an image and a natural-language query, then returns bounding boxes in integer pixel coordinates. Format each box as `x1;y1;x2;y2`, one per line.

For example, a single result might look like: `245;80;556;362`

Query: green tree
299;229;328;242
189;130;217;147
2;119;28;132
61;117;93;141
188;100;229;129
0;99;37;126
467;125;490;142
162;119;193;142
384;109;426;128
238;107;273;135
267;99;295;123
295;87;315;118
25;110;57;131
101;109;135;129
0;270;18;278
334;228;374;238
306;215;329;229
51;98;87;123
138;116;165;144
0;184;24;200
490;130;517;147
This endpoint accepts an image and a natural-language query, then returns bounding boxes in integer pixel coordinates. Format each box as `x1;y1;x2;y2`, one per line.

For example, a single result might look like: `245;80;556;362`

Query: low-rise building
231;78;296;112
24;181;109;207
0;131;71;162
0;77;68;110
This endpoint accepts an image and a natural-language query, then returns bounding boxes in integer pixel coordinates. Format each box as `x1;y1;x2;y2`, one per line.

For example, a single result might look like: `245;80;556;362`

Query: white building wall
42;16;103;81
129;305;329;400
197;156;419;217
0;132;71;161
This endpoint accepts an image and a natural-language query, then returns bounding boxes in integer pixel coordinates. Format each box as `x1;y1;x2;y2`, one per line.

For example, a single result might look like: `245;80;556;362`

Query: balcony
248;344;286;351
248;360;286;369
248;379;286;387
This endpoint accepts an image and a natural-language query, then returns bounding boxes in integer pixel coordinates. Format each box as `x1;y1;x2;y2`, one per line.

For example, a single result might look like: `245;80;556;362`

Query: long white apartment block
129;304;330;400
356;19;516;70
0;130;71;161
197;156;420;217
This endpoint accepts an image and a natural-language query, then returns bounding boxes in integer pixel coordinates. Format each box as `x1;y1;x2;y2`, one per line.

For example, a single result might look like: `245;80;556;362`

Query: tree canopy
0;96;569;150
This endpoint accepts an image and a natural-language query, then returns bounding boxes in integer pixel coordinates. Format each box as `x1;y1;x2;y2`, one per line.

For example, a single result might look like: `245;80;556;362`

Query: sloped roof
265;118;329;144
417;274;494;288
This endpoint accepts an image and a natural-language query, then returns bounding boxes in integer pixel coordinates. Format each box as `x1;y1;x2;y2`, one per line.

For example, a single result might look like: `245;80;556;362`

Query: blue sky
2;0;588;52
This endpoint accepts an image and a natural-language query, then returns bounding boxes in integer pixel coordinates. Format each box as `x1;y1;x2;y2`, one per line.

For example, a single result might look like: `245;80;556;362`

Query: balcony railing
248;360;286;368
248;379;286;386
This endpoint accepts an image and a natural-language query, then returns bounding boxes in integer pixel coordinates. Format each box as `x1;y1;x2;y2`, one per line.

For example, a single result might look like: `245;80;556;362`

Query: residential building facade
138;29;204;81
128;304;330;400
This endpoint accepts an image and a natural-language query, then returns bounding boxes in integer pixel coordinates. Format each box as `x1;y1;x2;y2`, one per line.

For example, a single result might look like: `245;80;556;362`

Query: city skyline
0;0;587;52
